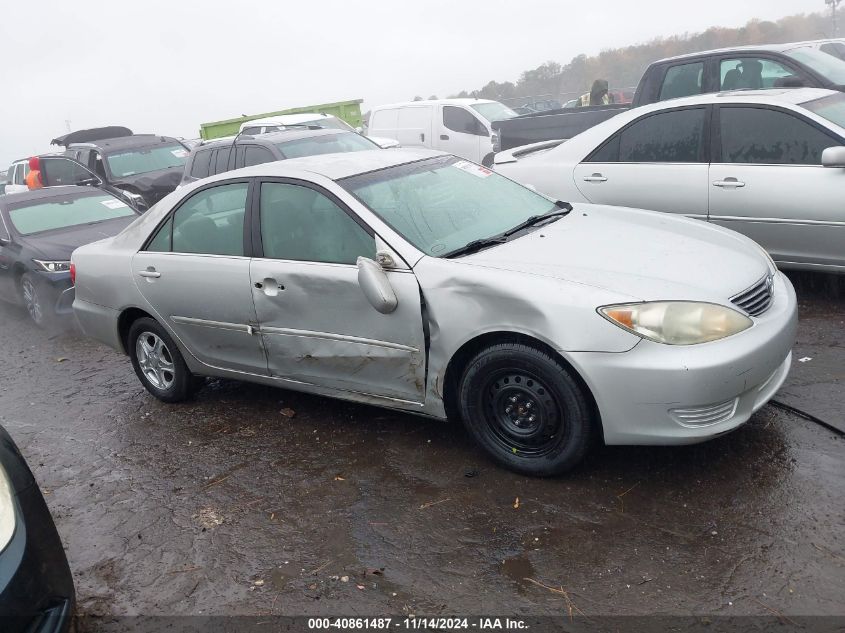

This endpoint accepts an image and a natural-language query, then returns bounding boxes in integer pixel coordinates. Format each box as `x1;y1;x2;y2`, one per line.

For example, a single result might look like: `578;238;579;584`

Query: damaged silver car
71;149;798;475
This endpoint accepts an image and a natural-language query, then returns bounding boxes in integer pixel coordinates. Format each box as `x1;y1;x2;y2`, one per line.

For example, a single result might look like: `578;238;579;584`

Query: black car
181;127;378;185
34;155;149;212
0;186;141;326
52;127;189;209
0;423;74;632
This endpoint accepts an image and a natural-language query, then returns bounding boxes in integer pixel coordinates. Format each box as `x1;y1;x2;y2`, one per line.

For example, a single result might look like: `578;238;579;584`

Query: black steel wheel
458;343;594;476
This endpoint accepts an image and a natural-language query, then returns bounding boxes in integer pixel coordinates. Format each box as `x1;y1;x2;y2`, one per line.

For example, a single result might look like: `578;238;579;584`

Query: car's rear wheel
128;317;194;403
458;343;594;476
20;273;48;327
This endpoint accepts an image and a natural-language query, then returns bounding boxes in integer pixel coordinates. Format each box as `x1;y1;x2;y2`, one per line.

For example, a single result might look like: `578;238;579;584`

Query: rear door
573;106;710;219
709;104;845;269
249;179;427;403
396;106;433;148
132;179;268;374
437;106;485;162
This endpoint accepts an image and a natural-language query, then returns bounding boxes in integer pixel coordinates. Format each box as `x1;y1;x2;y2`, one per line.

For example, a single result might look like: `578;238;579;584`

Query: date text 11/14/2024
307;617;529;630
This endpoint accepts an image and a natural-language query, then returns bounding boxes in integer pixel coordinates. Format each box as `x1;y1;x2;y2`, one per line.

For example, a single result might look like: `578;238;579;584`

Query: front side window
167;183;248;256
8;193;135;235
659;62;704;100
105;144;188;178
720;58;798;90
244;146;275;167
40;157;98;187
784;46;845;85
259;182;375;265
802;92;845;129
274;132;376;159
590;108;706;163
341;156;557;257
443;106;486;136
719;107;839;165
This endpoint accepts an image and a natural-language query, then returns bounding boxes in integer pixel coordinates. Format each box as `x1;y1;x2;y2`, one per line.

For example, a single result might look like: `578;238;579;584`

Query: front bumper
566;272;798;445
0;483;75;633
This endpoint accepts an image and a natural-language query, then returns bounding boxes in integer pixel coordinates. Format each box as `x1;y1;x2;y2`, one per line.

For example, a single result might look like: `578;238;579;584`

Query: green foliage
453;12;830;101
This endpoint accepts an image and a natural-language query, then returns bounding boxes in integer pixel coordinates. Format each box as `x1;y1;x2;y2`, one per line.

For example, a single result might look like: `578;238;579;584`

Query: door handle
583;173;607;182
440;134;449;140
138;268;161;278
713;178;745;188
420;133;425;142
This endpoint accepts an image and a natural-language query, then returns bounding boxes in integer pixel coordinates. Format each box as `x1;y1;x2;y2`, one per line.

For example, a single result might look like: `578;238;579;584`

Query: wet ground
0;272;842;622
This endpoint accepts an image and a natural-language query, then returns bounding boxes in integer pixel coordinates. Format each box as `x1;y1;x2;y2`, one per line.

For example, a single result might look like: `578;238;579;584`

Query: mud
0;273;842;619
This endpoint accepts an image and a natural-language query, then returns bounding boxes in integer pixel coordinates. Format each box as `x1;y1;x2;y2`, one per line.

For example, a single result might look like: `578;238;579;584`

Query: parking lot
0;271;841;622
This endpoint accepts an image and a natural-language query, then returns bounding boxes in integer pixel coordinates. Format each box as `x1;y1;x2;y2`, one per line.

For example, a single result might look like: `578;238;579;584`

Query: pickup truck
492;41;845;152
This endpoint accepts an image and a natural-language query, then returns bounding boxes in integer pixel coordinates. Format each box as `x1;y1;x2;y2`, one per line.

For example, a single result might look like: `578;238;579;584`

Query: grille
670;398;738;427
731;275;774;317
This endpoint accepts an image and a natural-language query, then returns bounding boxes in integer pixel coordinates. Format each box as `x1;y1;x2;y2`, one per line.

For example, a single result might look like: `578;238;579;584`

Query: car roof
202;148;445;183
0;185;107;208
195;127;353;150
243;113;335;126
372;98;499;110
651;41;820;64
633;87;837;111
68;134;182;152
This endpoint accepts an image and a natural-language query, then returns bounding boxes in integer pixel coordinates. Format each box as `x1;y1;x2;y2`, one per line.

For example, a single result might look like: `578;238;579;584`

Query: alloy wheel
136;332;176;390
21;278;43;325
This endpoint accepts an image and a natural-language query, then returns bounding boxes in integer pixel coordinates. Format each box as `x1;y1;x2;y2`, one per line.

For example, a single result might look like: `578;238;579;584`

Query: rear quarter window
190;149;212;178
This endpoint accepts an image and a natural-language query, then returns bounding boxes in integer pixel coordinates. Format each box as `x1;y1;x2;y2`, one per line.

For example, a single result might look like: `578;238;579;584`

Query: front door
573;106;710;219
437;105;484;162
132;180;268;374
709;105;845;269
250;180;427;403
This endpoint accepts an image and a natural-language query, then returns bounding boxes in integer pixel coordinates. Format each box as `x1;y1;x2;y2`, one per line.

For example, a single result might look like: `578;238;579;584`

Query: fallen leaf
513;497;520;510
280;408;296;418
340;575;349;582
334;475;346;481
356;584;366;590
55;357;68;363
253;579;264;587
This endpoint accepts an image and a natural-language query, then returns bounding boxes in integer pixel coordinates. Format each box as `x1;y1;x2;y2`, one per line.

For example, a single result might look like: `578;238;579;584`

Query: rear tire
128;317;194;403
458;343;593;476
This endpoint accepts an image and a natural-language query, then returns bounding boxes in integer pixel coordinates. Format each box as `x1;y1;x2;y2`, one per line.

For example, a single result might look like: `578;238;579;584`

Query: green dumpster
199;99;364;140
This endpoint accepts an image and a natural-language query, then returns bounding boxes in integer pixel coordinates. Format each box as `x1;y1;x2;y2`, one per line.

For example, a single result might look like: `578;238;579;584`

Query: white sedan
72;149;796;476
494;88;845;274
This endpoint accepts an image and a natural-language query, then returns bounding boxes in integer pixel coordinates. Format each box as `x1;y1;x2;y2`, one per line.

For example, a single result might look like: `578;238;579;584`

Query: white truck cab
367;99;518;165
4;159;30;194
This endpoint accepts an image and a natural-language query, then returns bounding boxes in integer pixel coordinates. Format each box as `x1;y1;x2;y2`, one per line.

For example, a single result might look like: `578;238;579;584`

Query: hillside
452;12;832;102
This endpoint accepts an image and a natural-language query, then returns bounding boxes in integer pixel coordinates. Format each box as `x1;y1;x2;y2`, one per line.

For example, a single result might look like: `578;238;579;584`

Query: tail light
70;262;76;285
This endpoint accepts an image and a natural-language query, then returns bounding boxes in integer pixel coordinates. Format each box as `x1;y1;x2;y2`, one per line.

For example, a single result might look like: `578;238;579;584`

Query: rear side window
719;107;839;165
213;147;233;175
190;149;212;178
659;62;704;100
169;183;248;256
588;108;706;163
244;146;275;167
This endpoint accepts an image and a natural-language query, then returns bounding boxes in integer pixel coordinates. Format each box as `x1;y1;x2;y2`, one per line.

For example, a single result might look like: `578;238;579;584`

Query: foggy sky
0;0;823;166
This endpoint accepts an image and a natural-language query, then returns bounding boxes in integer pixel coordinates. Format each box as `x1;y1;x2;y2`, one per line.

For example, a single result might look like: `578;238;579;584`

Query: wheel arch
117;306;155;355
441;330;603;441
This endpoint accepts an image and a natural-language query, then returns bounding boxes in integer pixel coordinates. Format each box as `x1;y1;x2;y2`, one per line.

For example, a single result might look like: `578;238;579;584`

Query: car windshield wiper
502;203;572;238
442;235;508;259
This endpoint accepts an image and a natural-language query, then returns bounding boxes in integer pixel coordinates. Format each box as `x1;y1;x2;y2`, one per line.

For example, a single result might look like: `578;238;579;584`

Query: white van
367;99;518;165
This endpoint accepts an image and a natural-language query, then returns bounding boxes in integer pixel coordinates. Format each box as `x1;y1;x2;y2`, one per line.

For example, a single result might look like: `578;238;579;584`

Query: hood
21;215;138;261
112;167;184;206
463;205;770;302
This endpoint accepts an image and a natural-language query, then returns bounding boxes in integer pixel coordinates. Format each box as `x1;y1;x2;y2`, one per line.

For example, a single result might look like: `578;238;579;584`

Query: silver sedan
72;149;797;475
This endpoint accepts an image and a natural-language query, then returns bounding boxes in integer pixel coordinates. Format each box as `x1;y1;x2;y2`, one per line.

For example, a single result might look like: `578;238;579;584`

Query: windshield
8;193;135;235
470;102;519;122
304;116;356;132
802;92;845;129
785;46;845;85
105;144;189;178
341;156;557;257
275;132;377;158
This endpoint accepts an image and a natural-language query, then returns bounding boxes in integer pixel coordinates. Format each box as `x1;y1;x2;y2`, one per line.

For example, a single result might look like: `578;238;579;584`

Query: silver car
72;149;797;475
494;88;845;273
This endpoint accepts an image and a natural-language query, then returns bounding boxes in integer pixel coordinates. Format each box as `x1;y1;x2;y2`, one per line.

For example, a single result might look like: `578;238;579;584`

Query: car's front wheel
20;273;48;327
458;343;594;476
128;317;194;403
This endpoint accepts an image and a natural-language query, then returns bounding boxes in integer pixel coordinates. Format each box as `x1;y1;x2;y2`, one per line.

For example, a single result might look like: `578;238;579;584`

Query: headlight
599;301;752;345
33;259;71;273
0;464;16;552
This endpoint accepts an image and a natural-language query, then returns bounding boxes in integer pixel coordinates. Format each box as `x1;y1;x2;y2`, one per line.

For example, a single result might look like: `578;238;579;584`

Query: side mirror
821;146;845;168
357;257;398;314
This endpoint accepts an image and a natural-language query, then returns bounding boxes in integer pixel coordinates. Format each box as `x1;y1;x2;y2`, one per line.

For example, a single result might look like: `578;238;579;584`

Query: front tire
20;273;48;327
128;317;194;403
458;343;594;476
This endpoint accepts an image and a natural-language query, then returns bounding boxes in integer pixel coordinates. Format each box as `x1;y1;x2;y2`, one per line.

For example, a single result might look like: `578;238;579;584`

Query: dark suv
181;127;378;185
53;127;190;209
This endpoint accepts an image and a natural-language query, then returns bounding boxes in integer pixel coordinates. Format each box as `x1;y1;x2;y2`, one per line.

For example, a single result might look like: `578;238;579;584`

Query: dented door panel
250;259;427;402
